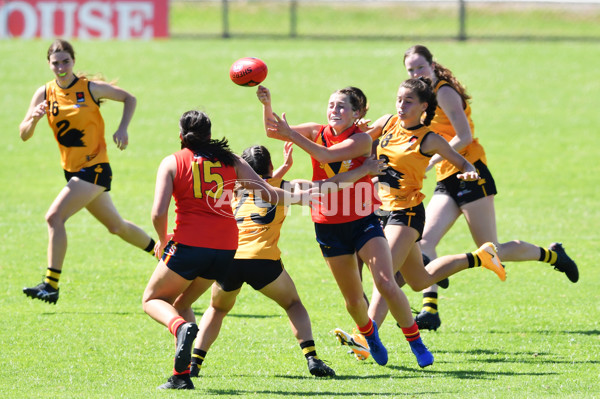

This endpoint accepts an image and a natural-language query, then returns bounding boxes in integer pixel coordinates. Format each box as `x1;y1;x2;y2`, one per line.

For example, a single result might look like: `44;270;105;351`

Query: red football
229;57;268;87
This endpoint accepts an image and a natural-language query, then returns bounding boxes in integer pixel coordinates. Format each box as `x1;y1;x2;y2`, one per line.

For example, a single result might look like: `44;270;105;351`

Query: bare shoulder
372;114;394;130
89;80;132;101
436;85;462;107
232;154;248;175
292;122;322;140
352;131;373;144
158;154;177;174
32;85;46;102
421;130;446;155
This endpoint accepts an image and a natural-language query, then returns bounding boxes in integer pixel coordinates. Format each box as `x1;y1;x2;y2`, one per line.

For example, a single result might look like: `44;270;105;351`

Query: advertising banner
1;0;168;39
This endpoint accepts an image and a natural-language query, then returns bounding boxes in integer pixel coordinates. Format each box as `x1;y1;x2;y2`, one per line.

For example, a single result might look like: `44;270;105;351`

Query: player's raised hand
256;85;271;106
355;118;372;132
266;112;294;138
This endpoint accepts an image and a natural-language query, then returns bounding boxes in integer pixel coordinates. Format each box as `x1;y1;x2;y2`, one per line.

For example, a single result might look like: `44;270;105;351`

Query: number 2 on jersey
192;160;225;199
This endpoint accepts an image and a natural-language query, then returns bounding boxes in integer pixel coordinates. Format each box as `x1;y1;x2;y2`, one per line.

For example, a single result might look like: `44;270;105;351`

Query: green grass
169;1;600;40
1;32;599;399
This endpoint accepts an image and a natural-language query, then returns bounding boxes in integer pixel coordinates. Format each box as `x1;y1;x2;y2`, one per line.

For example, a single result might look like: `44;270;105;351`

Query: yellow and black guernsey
376;115;433;211
430;80;486;181
232;178;287;260
45;76;108;173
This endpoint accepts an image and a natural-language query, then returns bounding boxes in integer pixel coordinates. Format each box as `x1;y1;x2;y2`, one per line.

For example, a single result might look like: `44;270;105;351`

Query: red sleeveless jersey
310;124;379;224
171;148;238;249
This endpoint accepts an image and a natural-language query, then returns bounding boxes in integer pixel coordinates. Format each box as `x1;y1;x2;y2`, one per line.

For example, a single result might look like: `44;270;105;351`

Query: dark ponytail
179;110;237;166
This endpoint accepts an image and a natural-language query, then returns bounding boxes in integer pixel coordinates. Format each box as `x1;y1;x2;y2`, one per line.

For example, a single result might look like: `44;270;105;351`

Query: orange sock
168;316;186;336
357;319;374;337
401;321;421;342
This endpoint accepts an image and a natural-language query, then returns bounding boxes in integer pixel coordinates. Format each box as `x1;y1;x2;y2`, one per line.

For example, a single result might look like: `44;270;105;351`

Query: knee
401;271;434;292
405;280;427;292
105;221;125;235
373;277;399;298
282;297;304;312
141;295;151;315
419;237;437;254
419;237;432;249
211;299;235;315
345;295;366;312
45;209;65;228
141;288;160;314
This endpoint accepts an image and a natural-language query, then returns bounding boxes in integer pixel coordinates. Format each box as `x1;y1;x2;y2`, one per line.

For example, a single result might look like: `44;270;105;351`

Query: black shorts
161;241;236;281
434;160;497;207
217;258;284;292
315;213;386;258
64;162;112;191
376;202;426;241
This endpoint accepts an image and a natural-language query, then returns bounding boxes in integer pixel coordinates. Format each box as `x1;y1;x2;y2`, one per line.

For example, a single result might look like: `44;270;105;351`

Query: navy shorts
161;241;236;281
376;202;426;241
434;160;497;207
218;258;284;292
64;162;112;191
314;213;386;258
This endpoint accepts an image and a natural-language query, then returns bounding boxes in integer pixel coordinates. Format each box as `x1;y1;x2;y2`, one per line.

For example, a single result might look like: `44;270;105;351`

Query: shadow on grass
37;310;281;319
196;312;280;319
218;366;556;383
436;348;550;356
203;388;443;396
276;373;401;381
467;358;600;365
39;311;135;316
486;329;600;336
190;305;282;319
384;365;558;380
432;348;600;365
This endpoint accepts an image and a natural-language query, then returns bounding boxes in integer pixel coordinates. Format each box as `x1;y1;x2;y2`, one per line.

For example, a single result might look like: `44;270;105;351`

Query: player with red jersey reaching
257;85;431;368
142;110;316;390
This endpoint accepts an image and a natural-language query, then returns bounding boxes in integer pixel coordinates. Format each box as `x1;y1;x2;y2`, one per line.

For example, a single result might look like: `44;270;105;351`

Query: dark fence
170;0;600;41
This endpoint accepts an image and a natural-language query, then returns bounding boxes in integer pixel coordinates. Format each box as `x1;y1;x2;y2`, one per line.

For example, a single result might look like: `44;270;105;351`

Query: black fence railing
170;0;600;41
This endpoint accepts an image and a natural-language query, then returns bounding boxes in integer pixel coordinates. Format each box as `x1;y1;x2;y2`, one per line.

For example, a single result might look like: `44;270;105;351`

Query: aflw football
229;57;268;87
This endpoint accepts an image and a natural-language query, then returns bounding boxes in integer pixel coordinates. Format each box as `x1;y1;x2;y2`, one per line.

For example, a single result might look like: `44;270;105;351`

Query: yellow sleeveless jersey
45;77;109;172
430;80;486;181
376;115;433;210
232;178;287;260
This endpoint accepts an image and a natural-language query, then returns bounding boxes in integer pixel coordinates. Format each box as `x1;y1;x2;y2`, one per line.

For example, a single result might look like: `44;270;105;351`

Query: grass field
1;29;599;399
169;1;600;40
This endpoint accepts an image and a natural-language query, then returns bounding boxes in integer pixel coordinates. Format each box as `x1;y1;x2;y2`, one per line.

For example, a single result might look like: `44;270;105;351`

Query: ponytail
179;110;237;166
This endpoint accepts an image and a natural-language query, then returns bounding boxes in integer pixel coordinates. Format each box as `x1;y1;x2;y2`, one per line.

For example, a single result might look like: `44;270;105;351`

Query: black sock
44;267;61;289
144;238;156;254
300;340;317;359
538;247;558;264
466;252;476;268
191;348;207;368
421;292;438;314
